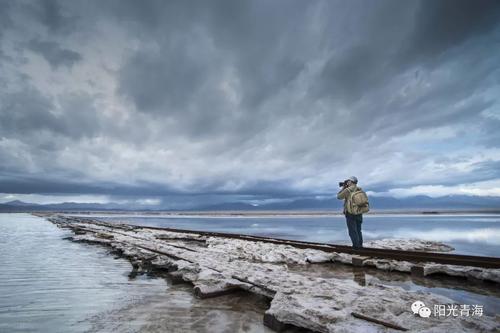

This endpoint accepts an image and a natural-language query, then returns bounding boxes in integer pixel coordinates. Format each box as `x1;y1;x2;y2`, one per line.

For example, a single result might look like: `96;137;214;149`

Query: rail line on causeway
69;216;500;269
43;214;500;332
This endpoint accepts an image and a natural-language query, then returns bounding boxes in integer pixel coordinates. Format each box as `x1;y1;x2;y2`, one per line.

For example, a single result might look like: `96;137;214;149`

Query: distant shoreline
27;209;500;217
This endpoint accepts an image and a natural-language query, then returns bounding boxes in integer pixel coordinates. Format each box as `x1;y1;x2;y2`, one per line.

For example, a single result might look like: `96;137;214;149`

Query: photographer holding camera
337;176;369;249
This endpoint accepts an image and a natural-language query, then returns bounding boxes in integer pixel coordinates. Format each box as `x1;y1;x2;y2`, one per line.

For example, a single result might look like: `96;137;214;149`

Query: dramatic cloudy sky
1;0;500;207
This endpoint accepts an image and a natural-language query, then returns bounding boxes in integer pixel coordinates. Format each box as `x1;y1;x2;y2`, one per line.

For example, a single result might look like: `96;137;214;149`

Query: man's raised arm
337;187;349;200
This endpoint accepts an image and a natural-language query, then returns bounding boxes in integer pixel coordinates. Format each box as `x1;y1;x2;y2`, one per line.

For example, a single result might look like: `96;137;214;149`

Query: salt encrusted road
47;215;499;332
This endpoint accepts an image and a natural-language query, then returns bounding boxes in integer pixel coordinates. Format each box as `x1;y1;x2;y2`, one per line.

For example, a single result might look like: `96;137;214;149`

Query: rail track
69;216;500;270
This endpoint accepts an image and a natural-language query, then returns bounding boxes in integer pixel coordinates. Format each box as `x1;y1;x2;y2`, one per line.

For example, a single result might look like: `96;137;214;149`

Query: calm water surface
92;214;500;256
1;213;498;332
0;214;271;333
90;213;500;315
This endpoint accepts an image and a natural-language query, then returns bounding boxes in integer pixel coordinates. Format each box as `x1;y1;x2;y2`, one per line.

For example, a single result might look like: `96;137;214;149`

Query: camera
339;181;347;187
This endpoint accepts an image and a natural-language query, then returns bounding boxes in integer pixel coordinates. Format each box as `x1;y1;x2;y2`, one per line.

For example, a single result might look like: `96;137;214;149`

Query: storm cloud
28;39;82;68
1;0;500;207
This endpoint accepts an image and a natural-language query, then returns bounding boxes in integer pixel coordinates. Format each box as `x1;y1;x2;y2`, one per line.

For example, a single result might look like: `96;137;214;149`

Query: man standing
337;176;368;249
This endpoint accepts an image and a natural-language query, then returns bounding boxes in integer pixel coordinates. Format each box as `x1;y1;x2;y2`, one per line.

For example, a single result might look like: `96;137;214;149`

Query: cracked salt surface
49;215;499;332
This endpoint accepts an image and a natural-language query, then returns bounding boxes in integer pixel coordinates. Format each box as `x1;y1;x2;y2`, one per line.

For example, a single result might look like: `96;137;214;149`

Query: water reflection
0;214;273;333
288;263;500;316
2;213;497;332
88;214;500;256
352;267;366;287
85;284;272;333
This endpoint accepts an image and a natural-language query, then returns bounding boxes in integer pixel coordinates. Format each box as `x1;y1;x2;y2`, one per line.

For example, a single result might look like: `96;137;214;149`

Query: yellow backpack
348;187;370;214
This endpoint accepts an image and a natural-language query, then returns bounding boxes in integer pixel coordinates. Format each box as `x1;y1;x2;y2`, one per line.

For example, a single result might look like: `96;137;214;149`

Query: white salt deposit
48;215;499;332
365;238;455;252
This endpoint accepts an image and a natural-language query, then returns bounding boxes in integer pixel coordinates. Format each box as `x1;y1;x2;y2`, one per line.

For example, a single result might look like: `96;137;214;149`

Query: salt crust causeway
47;215;500;333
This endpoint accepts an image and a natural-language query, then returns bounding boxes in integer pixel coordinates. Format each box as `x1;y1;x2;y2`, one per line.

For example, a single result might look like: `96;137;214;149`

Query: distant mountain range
198;195;500;211
0;200;128;212
1;195;500;212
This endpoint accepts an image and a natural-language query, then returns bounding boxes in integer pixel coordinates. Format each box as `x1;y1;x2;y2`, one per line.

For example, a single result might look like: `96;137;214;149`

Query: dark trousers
345;213;363;248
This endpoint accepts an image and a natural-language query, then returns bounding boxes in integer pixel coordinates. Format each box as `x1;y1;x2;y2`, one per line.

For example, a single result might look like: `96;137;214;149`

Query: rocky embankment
47;215;499;332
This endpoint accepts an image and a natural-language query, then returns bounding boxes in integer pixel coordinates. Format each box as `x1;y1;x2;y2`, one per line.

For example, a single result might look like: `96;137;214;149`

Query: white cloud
135;198;161;206
369;179;500;198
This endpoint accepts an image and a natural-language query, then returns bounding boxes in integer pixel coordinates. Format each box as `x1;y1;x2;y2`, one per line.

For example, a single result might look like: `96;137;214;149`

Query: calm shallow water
91;214;500;257
1;213;499;331
0;214;271;333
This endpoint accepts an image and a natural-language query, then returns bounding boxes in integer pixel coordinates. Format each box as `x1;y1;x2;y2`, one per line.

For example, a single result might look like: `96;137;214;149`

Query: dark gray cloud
0;88;56;134
0;0;499;206
30;0;77;34
0;87;100;141
0;173;180;196
118;45;209;113
314;0;500;103
313;0;500;113
28;39;82;68
401;0;500;65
